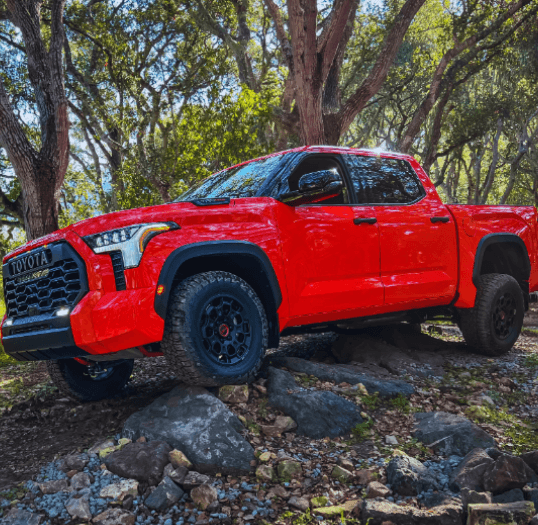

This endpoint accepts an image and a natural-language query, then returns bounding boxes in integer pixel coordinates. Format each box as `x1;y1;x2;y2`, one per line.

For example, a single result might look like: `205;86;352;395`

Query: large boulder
361;500;463;525
266;367;363;439
493;488;525;504
122;385;254;475
412;412;495;456
449;448;494;492
104;441;172;486
523;486;538;512
386;455;439;496
483;455;534;494
521;451;538;474
264;357;414;398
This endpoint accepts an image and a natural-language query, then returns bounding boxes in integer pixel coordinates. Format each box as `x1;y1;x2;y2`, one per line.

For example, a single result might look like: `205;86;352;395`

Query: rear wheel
161;271;268;386
458;273;524;356
46;359;134;401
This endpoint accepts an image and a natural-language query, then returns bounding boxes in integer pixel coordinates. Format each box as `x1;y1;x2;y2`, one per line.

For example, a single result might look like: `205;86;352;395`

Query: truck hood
69;202;196;238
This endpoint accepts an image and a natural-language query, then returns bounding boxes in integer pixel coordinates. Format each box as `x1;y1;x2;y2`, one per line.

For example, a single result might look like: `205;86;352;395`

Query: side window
344;155;424;204
274;155;350;204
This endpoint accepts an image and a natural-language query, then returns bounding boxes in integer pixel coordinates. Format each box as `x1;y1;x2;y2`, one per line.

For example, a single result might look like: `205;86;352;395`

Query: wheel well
171;254;280;348
477;242;530;295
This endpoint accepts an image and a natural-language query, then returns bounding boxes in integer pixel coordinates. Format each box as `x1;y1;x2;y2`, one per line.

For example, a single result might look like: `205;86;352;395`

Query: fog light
56;307;70;317
4;318;13;327
157;285;165;295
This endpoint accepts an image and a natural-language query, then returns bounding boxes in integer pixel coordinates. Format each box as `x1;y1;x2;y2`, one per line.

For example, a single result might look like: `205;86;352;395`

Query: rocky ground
1;317;538;525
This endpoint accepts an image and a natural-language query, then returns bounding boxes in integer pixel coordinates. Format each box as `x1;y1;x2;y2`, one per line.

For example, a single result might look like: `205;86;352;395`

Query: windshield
175;154;284;201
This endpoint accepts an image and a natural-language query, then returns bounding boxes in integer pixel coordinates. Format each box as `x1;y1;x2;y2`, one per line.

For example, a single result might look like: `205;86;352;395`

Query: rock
99;447;117;459
116;438;132;450
521;451;538;474
39;479;68;494
92;508;136;525
2;508;42;525
366;481;391;499
412;412;495;456
70;472;91;491
311;496;328;508
266;367;364;439
361;500;463;525
337;457;355;471
60;453;89;472
88;440;115;455
264;357;414;398
66;470;78;478
331;465;353;483
169;449;193;470
288;496;310;511
65;493;92;520
483;455;533;494
530;513;538;525
355;469;378;485
256;465;275;482
422;492;460;508
449;448;494;492
385;436;398;445
163;464;188;486
524;487;538;512
258;451;272;462
122;385;254;475
145;476;184;511
314;499;361;517
466;501;535;525
261;415;297;437
218;385;249;404
493;488;525;504
99;479;139;501
386;455;439;496
460;488;492;509
104;441;172;486
190;484;218;510
267;485;289;498
182;471;211;490
277;460;302;481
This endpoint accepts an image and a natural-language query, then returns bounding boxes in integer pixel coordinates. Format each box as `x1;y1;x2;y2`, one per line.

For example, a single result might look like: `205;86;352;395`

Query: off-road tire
46;359;134;401
458;273;524;356
161;271;268;386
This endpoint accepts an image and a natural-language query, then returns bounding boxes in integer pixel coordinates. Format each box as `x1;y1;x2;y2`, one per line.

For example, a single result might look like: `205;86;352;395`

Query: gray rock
39;479;68;494
182;471;211;491
361;500;463;525
266;367;363;439
60;453;89;472
386;455;439;496
145;476;184;511
264;356;414;398
450;448;494;492
521;451;538;474
92;508;135;525
104;441;172;486
70;471;91;491
412;412;495;456
483;455;533;494
163;463;188;486
530;513;538;525
65;492;92;520
2;508;42;525
422;492;460;508
460;488;492;509
524;486;538;512
493;488;525;504
122;385;254;475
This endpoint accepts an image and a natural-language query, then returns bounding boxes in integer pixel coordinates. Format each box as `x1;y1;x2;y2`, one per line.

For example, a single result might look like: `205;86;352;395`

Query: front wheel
458;273;524;356
46;359;134;401
161;271;268;386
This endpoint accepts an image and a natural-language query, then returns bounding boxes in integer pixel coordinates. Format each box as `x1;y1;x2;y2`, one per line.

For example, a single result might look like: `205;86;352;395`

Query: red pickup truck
2;146;538;400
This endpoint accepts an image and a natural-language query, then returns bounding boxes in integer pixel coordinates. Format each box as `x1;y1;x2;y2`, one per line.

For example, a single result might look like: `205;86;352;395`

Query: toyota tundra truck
2;146;538;400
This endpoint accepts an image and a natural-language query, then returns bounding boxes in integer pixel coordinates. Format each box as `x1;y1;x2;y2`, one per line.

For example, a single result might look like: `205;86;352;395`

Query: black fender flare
154;240;283;320
472;233;531;285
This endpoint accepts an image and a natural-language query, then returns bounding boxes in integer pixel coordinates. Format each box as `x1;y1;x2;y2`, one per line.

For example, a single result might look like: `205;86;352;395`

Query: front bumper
2;233;165;361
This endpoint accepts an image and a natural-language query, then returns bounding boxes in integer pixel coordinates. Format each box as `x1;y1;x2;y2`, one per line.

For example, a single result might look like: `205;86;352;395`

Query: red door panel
276;204;383;322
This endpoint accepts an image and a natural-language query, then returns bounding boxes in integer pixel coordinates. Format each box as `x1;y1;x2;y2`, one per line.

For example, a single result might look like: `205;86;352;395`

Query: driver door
275;154;384;324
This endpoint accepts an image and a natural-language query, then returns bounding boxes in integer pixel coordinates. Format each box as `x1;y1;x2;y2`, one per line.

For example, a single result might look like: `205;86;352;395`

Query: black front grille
109;251;126;291
3;242;88;319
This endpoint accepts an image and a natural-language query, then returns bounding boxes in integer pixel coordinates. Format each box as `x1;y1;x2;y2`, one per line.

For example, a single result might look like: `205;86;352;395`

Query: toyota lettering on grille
10;251;50;277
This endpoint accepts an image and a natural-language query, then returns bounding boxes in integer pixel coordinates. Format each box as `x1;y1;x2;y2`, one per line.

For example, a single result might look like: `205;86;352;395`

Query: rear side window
343;155;424;204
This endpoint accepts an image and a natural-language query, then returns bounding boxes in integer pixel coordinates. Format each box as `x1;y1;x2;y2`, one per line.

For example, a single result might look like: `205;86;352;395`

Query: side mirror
278;170;343;205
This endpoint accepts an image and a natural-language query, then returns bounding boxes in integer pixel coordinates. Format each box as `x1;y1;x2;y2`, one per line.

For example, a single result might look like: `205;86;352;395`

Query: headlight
83;222;179;268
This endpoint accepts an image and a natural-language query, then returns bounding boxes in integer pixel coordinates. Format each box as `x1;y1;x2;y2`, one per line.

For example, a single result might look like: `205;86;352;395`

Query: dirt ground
0;310;537;493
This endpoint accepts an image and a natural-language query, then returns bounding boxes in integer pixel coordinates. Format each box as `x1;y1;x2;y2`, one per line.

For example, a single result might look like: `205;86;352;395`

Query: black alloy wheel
492;292;518;340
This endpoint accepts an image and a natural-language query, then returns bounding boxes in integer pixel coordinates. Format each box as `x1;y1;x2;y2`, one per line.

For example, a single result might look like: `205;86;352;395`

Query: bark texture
0;0;69;240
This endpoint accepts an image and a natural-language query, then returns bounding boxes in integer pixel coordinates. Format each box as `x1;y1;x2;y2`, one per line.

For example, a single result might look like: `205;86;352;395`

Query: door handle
430;216;450;223
354;217;377;225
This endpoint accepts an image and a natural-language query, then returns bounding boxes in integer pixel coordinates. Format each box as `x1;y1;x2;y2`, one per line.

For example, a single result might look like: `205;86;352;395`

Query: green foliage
389;394;411;414
351;418;375;442
523;354;538;369
361;392;380;411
